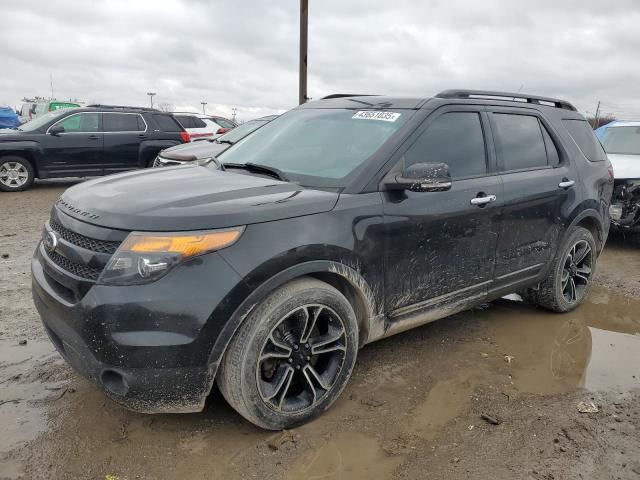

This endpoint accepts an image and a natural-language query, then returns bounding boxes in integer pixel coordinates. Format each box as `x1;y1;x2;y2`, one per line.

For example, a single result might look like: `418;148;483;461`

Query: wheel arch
567;208;606;253
205;260;380;386
0;147;40;177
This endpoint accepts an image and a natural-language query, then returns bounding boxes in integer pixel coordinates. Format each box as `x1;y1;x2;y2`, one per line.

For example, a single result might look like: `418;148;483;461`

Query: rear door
40;112;103;177
102;112;147;174
382;107;503;317
488;108;577;294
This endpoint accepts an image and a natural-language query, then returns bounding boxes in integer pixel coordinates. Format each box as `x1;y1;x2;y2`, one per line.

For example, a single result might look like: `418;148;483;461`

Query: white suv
172;112;236;141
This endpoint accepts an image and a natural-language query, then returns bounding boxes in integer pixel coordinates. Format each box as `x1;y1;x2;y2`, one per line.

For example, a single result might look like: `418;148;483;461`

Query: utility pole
50;73;54;99
147;92;156;108
594;100;601;129
201;102;207;115
231;107;237;123
298;0;308;105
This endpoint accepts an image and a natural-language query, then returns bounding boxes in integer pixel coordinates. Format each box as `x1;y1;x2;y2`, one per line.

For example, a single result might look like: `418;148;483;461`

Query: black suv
0;105;188;191
32;90;613;429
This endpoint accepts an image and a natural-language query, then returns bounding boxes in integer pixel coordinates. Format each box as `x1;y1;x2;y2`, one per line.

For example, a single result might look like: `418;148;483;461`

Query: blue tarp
0;106;19;129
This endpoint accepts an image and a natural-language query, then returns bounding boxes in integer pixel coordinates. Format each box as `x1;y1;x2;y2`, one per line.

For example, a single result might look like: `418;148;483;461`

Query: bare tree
586;115;616;129
157;102;174;112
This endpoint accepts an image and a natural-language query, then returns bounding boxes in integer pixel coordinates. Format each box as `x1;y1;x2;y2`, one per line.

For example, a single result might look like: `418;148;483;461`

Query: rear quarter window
153;114;183;132
562;119;606;162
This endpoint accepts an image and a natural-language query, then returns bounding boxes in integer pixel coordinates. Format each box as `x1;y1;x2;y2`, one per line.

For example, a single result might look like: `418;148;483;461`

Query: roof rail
86;104;159;111
321;94;380;100
435;89;577;111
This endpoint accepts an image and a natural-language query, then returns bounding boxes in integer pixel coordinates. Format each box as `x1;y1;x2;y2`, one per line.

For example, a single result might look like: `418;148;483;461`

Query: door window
55;113;99;133
103;113;145;132
404;112;487;178
494;114;548;171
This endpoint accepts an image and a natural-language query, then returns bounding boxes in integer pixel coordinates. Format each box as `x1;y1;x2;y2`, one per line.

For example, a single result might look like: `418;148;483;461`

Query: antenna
50;73;54;99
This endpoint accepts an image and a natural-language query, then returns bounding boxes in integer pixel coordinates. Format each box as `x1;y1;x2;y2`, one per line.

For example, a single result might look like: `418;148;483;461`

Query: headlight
98;227;244;285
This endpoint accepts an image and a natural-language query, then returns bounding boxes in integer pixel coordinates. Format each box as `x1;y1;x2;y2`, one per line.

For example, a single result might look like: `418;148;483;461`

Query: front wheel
217;277;359;430
0;156;35;192
522;226;596;312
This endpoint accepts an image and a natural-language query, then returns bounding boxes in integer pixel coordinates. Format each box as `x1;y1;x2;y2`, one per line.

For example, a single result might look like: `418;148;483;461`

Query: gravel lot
1;181;639;480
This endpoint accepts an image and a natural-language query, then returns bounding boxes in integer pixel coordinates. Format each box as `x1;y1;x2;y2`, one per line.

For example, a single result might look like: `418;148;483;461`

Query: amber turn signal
120;227;244;257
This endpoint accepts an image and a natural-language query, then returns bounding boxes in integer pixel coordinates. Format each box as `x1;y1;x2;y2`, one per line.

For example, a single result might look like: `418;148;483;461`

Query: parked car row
18;100;81;124
172;112;237;140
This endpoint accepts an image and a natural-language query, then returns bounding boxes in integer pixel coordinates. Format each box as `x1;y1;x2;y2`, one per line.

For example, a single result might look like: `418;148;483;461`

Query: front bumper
31;244;243;413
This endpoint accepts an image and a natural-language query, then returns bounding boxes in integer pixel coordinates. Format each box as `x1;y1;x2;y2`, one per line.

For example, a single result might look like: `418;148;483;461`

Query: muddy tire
0;156;35;192
217;277;358;430
522;226;596;313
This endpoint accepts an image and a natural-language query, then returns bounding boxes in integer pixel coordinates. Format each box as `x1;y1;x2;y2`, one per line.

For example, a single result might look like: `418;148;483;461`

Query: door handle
137;134;147;139
558;179;575;189
470;194;497;206
88;135;99;140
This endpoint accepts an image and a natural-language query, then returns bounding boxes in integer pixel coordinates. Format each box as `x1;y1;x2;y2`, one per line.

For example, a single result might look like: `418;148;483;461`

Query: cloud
1;0;640;120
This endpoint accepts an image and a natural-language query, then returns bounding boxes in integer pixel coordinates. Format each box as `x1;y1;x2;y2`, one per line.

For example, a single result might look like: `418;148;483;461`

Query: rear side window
191;117;207;128
153;114;183;132
494;114;548;171
215;118;235;129
404;112;487;178
103;113;144;132
563;119;606;162
174;115;194;128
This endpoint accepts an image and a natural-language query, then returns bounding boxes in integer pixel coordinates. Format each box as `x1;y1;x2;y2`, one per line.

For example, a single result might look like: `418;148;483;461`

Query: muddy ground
1;181;639;480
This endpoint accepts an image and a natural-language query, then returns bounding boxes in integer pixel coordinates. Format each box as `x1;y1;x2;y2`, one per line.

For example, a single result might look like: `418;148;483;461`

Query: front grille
46;250;101;281
50;219;121;254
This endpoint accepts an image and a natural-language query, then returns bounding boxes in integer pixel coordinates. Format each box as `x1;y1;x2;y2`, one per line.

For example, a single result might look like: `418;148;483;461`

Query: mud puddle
0;339;65;454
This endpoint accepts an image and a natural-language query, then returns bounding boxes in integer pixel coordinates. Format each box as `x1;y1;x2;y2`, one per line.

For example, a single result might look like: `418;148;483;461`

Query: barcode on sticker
352;111;401;122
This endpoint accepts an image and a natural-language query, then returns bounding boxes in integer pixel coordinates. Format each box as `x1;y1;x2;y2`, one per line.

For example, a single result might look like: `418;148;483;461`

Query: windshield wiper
217;139;234;145
223;162;288;181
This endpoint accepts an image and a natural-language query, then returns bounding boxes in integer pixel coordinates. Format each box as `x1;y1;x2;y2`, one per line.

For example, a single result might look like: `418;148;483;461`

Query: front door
40;112;103;177
382;108;502;318
102;112;147;174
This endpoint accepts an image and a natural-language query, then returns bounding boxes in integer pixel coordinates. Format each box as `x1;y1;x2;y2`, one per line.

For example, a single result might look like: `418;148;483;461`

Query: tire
217;277;359;430
0;156;35;192
522;226;597;313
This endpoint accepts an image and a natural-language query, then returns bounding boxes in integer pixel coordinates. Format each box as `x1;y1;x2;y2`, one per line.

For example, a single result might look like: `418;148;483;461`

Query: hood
608;154;640;180
159;140;229;161
56;165;339;231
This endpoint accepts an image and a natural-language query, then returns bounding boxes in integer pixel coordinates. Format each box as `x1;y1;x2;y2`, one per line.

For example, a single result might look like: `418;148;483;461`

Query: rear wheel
0;156;34;192
217;277;359;430
522;226;596;312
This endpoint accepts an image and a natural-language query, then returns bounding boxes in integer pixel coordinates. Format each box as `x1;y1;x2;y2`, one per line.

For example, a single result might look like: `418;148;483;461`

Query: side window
404;112;487;178
153;114;183;132
191;117;207;128
103;113;144;132
56;113;99;133
215;118;235;129
174;115;194;129
494;114;548;171
563;119;606;162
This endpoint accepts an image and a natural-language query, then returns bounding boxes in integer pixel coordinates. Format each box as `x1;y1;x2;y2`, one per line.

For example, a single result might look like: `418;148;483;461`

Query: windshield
218;108;409;186
17;109;71;132
218;119;268;143
602;126;640;155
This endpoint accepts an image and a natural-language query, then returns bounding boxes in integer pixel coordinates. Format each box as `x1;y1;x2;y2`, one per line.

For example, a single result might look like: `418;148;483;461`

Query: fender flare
565;207;606;251
205;259;379;380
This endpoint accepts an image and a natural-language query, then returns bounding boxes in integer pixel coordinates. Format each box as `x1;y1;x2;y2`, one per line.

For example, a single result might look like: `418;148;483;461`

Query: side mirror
48;125;65;135
388;162;452;192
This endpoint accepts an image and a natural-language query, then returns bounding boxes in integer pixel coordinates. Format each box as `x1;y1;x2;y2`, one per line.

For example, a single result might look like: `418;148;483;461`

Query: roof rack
321;94;380;100
86;104;159;111
435;89;577;111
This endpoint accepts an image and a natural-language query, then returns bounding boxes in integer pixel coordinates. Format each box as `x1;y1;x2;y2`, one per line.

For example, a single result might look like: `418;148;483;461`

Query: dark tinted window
174;115;194;128
103;113;144;132
153;114;183;132
563;119;606;161
191;117;207;128
404;112;486;178
494;114;547;170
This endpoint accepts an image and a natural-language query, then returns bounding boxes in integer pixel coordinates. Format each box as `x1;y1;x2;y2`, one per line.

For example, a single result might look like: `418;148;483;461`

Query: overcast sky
1;0;640;121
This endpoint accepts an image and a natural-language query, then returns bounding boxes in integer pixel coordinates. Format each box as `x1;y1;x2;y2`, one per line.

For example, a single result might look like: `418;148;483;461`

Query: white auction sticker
352;111;401;122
